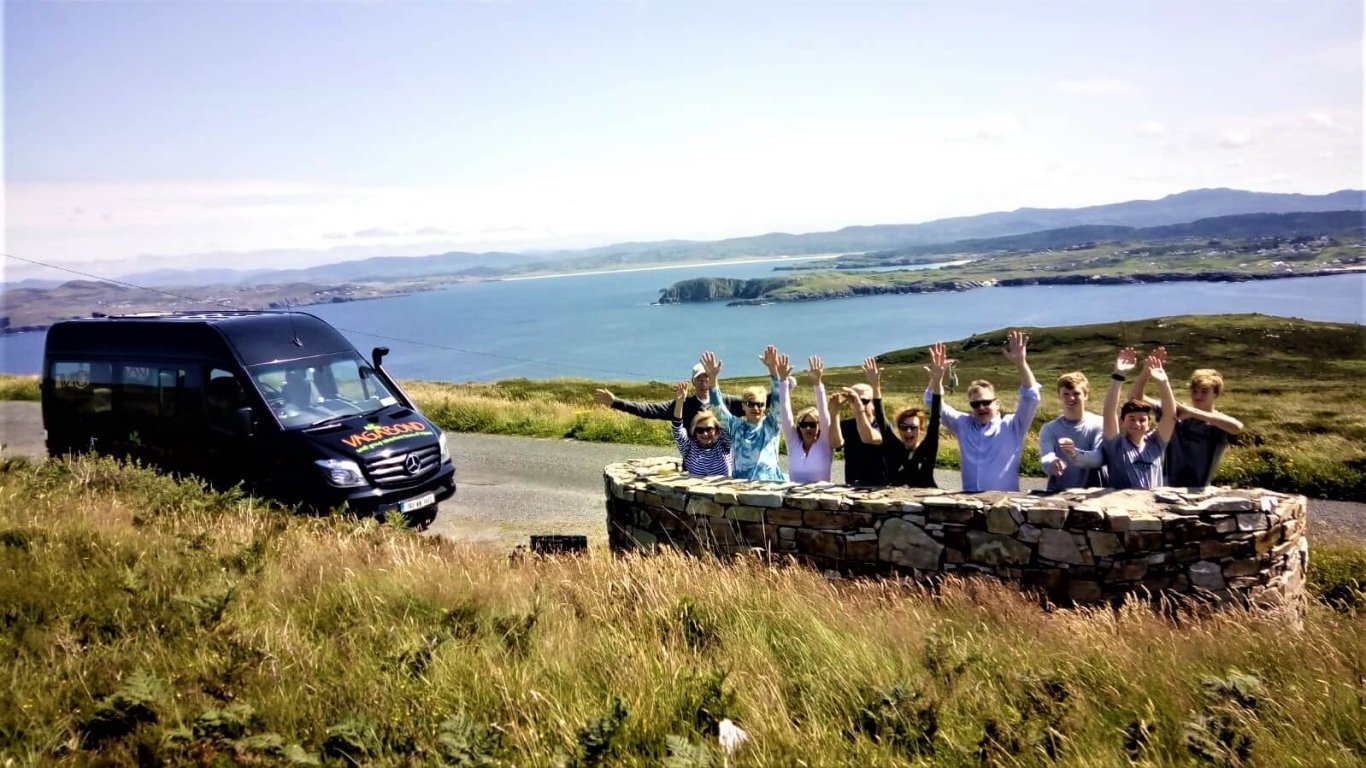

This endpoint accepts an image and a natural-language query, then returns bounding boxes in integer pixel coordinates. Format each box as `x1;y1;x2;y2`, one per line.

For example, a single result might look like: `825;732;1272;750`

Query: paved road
3;402;1360;548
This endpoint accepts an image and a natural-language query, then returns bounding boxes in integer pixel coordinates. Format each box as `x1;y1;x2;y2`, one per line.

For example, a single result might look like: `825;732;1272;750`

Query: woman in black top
879;396;941;488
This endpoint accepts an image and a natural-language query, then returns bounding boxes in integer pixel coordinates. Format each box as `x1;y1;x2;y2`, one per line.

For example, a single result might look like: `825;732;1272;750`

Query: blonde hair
1189;369;1224;395
690;411;719;433
741;386;767;404
794;406;820;430
1056;371;1089;397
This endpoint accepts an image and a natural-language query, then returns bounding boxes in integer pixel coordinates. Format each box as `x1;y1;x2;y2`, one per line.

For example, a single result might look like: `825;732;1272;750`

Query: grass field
1;453;1364;765
3;314;1363;500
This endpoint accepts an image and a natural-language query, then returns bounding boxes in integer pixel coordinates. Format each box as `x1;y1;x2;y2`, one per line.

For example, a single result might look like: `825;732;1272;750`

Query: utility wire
1;251;673;381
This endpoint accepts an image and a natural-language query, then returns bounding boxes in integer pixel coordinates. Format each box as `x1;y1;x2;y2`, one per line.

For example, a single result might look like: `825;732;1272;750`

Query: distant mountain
114;188;1365;286
121;250;547;287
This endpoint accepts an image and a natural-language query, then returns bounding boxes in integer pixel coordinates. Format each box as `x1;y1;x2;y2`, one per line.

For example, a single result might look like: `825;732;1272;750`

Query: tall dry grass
1;454;1364;765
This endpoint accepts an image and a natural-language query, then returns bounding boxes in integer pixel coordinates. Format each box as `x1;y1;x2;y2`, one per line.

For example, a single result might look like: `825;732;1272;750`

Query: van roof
46;311;358;367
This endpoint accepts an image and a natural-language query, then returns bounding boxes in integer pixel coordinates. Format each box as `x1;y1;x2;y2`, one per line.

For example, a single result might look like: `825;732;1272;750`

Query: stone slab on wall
604;457;1308;613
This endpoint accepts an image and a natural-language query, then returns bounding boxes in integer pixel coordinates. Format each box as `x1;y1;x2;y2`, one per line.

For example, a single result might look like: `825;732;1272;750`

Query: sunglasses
743;401;765;408
897;423;921;432
858;398;872;405
969;399;996;409
798;421;819;429
694;426;717;434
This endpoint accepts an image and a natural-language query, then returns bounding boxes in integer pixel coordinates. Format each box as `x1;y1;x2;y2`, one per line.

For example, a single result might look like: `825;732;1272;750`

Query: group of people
592;331;1242;493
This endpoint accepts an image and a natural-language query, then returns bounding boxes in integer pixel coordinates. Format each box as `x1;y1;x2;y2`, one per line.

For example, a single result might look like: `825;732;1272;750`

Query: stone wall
604;457;1308;612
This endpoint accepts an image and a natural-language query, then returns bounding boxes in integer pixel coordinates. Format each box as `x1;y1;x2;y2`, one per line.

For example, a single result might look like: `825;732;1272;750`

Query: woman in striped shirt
671;380;732;476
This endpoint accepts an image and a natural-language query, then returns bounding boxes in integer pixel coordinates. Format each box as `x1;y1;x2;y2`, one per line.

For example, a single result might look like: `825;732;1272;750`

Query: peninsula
657;211;1365;305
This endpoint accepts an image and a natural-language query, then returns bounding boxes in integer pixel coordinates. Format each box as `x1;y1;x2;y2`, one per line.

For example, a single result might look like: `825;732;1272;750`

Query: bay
1;262;1361;382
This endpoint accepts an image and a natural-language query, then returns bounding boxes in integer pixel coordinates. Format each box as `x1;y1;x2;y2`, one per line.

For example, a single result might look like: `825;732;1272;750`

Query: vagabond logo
341;421;433;453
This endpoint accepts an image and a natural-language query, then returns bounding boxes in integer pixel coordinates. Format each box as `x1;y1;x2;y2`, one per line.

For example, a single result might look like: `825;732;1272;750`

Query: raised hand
923;340;956;379
673;380;689;400
593;388;615;407
775;352;793;380
1004;330;1029;364
759;345;779;374
808;355;824;384
1114;346;1138;376
701;351;722;379
1145;352;1169;382
1148;345;1168;365
862;356;881;385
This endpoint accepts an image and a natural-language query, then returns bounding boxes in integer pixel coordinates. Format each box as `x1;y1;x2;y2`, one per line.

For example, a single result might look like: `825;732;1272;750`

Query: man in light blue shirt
925;330;1040;492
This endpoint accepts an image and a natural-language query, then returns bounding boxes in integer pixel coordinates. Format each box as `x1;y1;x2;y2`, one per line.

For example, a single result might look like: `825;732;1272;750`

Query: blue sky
4;1;1362;279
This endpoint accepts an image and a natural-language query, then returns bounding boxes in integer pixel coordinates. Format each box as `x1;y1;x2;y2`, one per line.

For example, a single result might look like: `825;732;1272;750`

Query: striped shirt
672;418;733;476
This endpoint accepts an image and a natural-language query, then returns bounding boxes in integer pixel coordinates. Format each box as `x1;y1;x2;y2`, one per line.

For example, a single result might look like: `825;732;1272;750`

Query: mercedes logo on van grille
403;454;422;475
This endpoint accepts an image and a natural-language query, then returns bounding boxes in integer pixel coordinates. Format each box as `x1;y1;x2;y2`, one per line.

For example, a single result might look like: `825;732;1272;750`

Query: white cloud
1219;130;1253;149
1137;121;1167;138
1054;79;1129;94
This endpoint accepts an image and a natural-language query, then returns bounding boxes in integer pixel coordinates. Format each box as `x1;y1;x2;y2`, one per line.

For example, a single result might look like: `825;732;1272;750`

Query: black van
41;311;456;524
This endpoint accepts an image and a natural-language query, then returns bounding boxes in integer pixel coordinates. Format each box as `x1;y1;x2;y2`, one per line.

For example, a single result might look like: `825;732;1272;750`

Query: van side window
206;369;246;432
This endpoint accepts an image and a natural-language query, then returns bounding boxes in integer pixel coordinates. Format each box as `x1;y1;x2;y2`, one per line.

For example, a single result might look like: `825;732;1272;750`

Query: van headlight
316;458;366;487
438;431;451;463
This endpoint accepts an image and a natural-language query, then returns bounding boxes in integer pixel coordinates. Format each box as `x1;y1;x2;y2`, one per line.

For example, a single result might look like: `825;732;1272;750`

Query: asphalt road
3;402;1361;548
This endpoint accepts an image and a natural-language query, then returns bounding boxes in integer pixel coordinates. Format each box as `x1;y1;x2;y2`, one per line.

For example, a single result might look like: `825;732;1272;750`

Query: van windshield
249;354;400;429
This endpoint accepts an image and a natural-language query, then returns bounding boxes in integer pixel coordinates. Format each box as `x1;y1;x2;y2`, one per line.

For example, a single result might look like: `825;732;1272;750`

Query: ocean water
1;263;1362;383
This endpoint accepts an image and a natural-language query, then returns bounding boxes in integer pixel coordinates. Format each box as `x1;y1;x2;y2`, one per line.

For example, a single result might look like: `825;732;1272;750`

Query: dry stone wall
604;457;1308;612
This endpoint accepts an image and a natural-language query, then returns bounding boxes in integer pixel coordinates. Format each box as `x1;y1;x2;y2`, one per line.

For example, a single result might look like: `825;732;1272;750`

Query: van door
203;367;276;494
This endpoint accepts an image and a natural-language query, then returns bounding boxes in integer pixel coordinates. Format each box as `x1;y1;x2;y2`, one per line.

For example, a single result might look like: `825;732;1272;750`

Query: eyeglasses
969;399;996;409
897;423;921;432
743;401;765;408
859;398;872;405
797;421;819;429
694;426;717;434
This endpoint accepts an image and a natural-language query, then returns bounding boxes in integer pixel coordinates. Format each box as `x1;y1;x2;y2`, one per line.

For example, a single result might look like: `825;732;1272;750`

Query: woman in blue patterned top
700;348;787;482
670;380;732;476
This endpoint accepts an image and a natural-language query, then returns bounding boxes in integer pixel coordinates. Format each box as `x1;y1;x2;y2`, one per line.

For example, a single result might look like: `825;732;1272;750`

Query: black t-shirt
841;400;888;486
1166;418;1231;487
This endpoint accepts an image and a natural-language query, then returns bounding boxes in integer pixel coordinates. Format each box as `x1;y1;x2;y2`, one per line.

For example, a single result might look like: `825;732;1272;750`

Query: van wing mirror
234;407;256;438
371;346;390;370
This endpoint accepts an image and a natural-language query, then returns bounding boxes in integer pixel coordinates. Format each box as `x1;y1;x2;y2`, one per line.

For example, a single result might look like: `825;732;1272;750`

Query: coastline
656;266;1366;307
497;253;847;282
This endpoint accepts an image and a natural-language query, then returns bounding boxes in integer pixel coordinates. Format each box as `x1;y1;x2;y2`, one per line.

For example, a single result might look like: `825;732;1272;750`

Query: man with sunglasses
925;330;1040;492
829;357;887;486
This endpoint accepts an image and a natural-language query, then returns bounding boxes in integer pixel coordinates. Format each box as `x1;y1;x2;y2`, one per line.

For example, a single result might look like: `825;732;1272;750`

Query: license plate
400;492;436;513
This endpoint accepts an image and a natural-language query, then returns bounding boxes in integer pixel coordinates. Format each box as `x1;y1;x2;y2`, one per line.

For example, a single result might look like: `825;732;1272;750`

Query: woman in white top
778;353;837;483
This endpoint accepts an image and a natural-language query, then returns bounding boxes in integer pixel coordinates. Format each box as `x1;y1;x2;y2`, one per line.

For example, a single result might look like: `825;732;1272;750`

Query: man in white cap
594;361;758;426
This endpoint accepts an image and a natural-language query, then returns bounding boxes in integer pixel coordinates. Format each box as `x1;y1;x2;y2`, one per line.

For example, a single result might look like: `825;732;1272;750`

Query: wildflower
718;718;749;764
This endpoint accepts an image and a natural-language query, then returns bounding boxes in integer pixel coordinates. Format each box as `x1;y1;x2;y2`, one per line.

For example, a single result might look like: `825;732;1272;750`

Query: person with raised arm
1037;371;1106;491
593;361;755;425
701;348;787;482
882;345;945;488
779;354;836;483
1072;347;1178;489
829;357;886;486
926;330;1041;492
670;380;732;477
1127;346;1244;487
